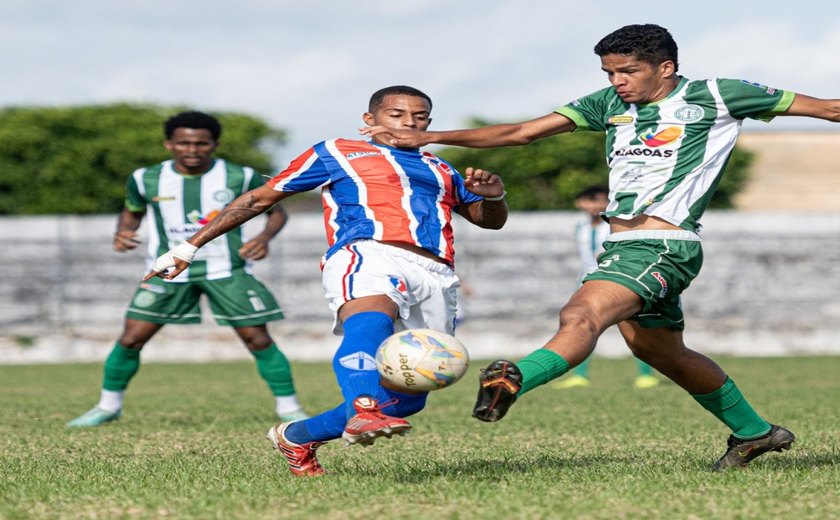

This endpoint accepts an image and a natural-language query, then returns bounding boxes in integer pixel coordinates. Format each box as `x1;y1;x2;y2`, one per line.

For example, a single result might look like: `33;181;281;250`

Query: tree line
0;105;751;215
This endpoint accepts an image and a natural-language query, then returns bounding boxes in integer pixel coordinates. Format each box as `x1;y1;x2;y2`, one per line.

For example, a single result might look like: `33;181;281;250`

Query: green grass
1;357;839;519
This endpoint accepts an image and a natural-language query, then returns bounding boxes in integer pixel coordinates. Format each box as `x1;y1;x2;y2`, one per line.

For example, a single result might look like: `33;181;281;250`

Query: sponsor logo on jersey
139;282;166;294
213;188;234;203
639;126;682;147
740;80;777;95
346;151;383;160
613;147;675;158
618;167;645;185
186;209;221;225
674;104;705;123
152;196;176;202
608;115;635;125
651;271;668;297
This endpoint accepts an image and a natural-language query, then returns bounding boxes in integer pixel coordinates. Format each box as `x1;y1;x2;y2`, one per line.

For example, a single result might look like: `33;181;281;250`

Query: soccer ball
376;329;470;392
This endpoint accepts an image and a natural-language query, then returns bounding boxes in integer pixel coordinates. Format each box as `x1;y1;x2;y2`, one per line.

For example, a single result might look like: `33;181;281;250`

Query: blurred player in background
552;184;659;389
144;86;508;476
363;24;840;470
68;111;308;427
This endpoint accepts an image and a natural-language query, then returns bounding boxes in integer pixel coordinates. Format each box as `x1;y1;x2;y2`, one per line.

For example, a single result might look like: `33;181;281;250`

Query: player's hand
359;125;430;148
143;242;198;281
463;167;505;199
238;238;269;260
113;230;141;252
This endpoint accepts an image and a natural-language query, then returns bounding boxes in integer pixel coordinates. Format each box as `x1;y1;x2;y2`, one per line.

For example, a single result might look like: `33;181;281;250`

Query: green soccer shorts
583;230;704;331
125;272;284;327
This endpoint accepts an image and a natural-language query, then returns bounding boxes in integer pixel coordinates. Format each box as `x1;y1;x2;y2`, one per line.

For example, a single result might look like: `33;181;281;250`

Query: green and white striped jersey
557;77;795;231
125;159;266;282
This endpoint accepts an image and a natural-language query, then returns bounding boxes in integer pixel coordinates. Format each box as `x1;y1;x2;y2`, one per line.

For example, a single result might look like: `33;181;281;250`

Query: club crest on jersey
213;188;234;203
389;276;407;293
346;151;383;160
674;104;705;123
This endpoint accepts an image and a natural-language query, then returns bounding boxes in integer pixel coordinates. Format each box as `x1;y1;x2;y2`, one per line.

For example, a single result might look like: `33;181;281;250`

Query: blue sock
285;386;430;444
284;312;395;445
332;312;394;418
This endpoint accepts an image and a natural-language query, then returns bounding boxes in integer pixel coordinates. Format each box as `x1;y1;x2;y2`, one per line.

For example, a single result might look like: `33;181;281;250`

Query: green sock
102;342;141;391
517;349;570;396
573;354;592;378
252;343;295;396
691;377;772;439
636;359;653;376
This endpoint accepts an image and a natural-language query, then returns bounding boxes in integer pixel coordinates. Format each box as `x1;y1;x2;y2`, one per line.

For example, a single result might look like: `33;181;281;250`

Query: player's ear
164;140;175;153
362;112;375;126
659;60;675;78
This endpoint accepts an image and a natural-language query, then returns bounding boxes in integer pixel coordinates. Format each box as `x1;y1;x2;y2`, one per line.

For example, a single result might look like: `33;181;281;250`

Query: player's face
363;94;432;146
165;128;218;174
575;194;608;217
600;53;676;104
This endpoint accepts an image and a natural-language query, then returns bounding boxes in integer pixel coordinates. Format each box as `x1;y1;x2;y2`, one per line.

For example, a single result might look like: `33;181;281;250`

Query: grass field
1;357;839;519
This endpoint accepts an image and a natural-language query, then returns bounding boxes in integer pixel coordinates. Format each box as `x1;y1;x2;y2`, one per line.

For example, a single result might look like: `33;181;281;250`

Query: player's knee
117;335;148;350
558;304;599;336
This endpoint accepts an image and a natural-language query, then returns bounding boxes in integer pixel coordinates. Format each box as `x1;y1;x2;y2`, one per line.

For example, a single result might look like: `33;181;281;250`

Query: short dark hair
164;111;222;140
594;24;679;72
368;85;433;112
575;184;610;200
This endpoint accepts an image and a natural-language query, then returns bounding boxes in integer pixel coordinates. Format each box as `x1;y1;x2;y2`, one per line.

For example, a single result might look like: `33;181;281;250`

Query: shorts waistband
606;230;701;242
352;240;455;274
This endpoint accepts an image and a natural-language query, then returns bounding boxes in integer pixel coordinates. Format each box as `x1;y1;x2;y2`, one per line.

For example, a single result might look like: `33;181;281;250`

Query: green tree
437;118;753;210
0;104;286;215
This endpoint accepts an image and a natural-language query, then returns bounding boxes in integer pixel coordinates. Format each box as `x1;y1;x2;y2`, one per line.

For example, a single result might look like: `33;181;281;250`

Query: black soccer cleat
472;360;523;422
712;424;796;471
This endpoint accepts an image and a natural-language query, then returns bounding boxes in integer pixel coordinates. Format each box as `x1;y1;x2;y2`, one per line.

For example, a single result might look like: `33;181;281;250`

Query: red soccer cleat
266;422;326;477
341;396;412;447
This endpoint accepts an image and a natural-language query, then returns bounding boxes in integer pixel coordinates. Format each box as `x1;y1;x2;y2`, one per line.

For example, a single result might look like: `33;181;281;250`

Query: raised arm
782;94;840;122
144;184;292;280
457;167;508;230
360;112;576;149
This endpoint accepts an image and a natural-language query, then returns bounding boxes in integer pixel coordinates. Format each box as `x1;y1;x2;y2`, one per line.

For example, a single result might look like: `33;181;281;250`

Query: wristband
483;191;507;202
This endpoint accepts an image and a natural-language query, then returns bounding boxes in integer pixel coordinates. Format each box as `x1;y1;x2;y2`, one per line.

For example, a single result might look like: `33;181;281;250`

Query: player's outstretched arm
144;184;292;280
783;94;840;122
360;112;576;149
458;167;508;230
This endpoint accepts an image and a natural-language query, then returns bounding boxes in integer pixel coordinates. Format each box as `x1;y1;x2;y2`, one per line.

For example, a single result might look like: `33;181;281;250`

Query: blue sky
3;0;839;165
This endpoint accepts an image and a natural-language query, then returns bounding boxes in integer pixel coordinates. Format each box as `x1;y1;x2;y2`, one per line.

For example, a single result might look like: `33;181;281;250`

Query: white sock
97;389;124;413
275;395;302;415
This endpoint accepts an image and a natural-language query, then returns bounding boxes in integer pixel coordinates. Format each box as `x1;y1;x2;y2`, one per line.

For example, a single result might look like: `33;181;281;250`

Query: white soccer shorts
322;240;460;335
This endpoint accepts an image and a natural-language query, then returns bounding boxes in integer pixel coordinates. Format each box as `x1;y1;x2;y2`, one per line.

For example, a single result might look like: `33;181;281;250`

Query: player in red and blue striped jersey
145;85;509;476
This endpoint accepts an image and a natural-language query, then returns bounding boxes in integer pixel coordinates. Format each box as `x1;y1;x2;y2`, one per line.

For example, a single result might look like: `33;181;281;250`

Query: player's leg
233;325;307;421
67;319;161;427
68;277;202;427
618;320;794;469
633;358;659;389
473;280;642;422
202;274;305;421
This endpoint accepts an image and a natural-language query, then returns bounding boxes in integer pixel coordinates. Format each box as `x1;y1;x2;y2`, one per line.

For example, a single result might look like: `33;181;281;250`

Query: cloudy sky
4;0;839;164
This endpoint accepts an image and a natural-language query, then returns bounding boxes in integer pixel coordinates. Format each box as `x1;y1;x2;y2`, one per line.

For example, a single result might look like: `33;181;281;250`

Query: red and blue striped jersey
267;139;482;265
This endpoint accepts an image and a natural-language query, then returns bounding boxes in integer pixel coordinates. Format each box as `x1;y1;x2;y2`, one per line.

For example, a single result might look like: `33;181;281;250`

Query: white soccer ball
376;328;470;392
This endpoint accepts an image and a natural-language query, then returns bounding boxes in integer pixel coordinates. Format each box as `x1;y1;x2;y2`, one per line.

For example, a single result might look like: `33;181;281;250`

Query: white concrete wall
1;211;838;363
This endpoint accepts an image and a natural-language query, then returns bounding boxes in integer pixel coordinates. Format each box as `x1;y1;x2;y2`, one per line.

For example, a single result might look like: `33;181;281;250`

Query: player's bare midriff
609;214;683;233
379;240;449;265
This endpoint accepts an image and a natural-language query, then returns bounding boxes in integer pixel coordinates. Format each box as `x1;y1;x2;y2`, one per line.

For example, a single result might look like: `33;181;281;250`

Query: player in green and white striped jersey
362;24;840;469
68;111;308;428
